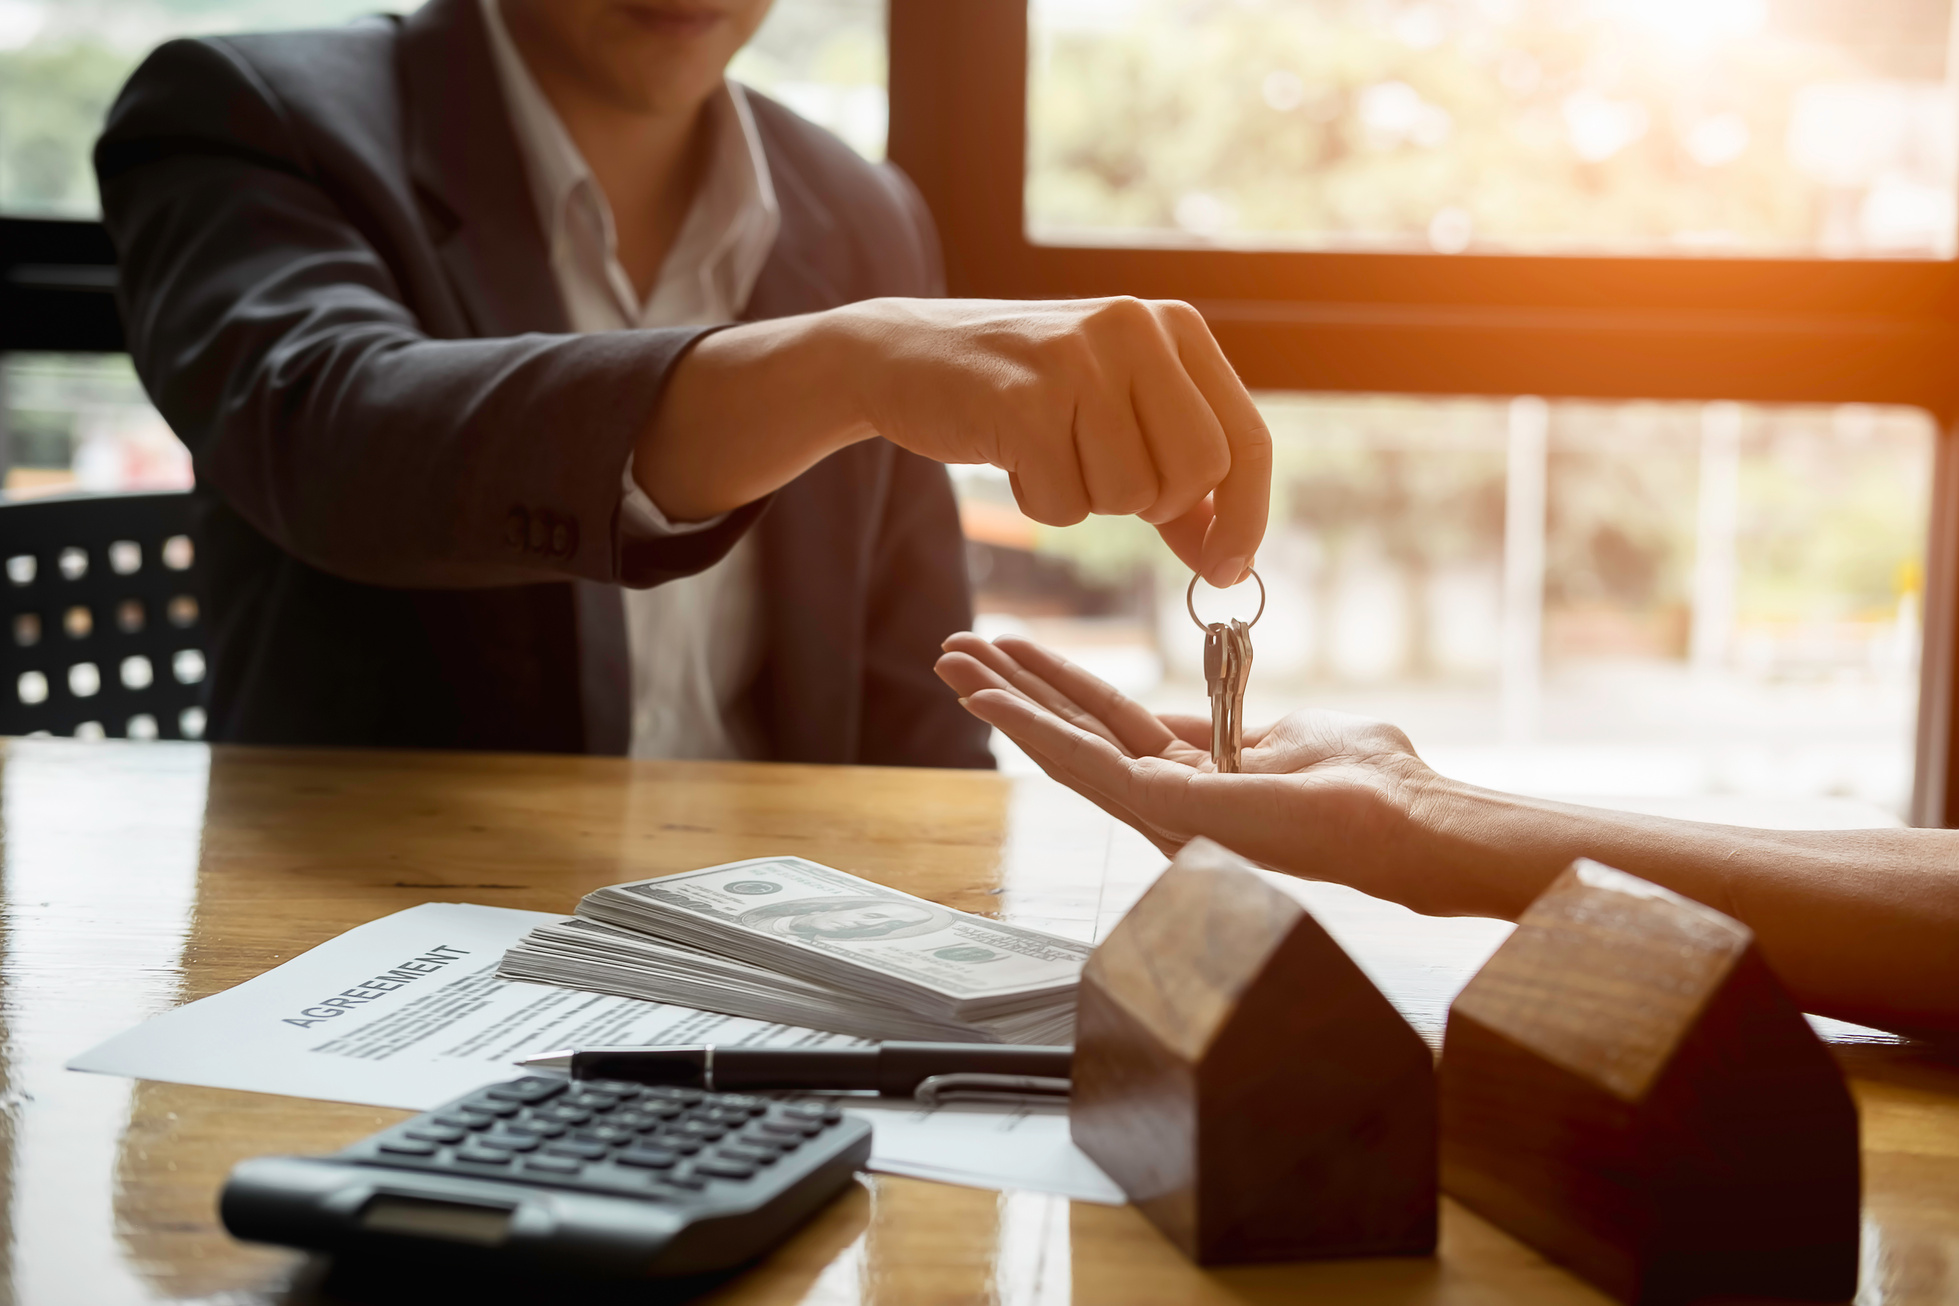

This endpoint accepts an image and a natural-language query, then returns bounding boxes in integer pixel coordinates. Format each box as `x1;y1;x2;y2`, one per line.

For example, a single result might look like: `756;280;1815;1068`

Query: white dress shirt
481;0;779;760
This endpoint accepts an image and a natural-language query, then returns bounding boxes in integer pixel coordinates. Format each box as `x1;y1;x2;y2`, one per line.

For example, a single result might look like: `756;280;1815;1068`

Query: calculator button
656;1136;704;1155
566;1090;620;1111
486;1133;541;1153
661;1168;707;1191
454;1146;513;1166
676;1121;727;1141
544;1140;608;1161
586;1080;646;1099
696;1158;757;1181
577;1125;634;1147
716;1144;775;1167
616;1146;679;1169
486;1077;567;1105
523;1156;582;1177
611;1111;659;1132
715;1095;768;1114
378;1138;438;1157
741;1130;800;1154
443;1110;496;1130
505;1119;566;1139
759;1119;821;1140
463;1097;522;1118
698;1107;747;1128
539;1105;592;1125
645;1087;705;1105
405;1125;466;1145
781;1102;843;1124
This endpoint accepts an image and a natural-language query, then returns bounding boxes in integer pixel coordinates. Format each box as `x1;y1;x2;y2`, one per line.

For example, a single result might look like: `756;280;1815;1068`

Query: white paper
845;1098;1120;1203
67;902;1120;1204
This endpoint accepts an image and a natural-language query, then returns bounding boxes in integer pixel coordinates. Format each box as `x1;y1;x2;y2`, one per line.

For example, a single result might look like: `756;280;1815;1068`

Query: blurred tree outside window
959;396;1933;818
1028;0;1958;256
0;0;886;221
732;0;887;160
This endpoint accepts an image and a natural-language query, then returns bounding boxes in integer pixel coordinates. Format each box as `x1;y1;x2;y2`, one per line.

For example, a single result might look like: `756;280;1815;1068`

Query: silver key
1203;622;1234;772
1225;618;1252;772
1188;571;1264;774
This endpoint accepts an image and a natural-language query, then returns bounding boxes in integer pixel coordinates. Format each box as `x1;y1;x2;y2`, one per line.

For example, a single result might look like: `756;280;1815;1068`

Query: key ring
1187;568;1265;631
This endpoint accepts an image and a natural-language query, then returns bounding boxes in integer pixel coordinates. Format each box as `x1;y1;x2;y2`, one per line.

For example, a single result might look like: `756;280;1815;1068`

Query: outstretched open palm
935;632;1443;910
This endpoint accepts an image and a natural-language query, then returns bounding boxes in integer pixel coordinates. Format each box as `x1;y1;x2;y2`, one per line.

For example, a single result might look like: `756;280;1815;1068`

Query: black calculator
220;1075;871;1280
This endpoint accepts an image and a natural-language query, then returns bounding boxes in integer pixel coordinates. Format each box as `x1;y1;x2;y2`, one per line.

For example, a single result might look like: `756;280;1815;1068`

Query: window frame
887;0;1959;824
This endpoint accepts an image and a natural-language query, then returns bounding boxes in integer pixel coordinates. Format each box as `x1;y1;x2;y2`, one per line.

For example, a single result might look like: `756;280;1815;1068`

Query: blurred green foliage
1739;408;1933;619
1029;0;1940;254
1027;392;1930;651
0;42;131;215
0;0;885;214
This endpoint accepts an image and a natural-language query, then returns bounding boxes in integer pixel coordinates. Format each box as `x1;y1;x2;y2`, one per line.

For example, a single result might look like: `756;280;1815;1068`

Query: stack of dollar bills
497;856;1091;1044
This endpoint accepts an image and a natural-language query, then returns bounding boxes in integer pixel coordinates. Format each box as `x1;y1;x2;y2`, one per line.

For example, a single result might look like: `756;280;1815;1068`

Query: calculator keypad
349;1076;850;1200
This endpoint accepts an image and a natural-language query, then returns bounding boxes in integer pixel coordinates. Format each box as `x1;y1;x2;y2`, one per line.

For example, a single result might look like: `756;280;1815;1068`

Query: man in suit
94;0;1271;766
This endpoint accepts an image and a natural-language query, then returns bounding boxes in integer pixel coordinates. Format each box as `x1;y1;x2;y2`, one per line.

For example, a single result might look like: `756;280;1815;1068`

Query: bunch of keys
1187;569;1263;773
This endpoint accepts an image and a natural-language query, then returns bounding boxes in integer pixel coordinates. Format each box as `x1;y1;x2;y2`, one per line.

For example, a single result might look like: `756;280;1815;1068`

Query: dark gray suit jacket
93;0;991;768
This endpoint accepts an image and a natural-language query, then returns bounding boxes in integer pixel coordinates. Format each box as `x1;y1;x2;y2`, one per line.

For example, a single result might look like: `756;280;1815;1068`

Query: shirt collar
477;0;779;324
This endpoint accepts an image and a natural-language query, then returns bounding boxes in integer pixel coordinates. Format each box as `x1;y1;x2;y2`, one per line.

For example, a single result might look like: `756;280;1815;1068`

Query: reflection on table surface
0;737;1952;1304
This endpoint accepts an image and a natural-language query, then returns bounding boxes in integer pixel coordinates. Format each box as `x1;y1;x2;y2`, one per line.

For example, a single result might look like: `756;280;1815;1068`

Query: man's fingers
1165;305;1271;586
1129;346;1233;532
990;634;1180;760
1152;498;1214;575
1073;390;1160;518
1003;405;1091;526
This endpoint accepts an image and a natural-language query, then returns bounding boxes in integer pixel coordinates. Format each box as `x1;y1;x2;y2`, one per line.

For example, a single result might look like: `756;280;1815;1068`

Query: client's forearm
1408;777;1959;1034
633;313;874;522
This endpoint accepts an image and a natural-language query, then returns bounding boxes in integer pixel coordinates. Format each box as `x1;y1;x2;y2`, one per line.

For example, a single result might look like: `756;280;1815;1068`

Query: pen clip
912;1073;1072;1107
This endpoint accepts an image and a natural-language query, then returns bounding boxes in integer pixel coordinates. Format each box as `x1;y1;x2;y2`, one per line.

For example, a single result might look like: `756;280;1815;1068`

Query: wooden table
0;737;1953;1305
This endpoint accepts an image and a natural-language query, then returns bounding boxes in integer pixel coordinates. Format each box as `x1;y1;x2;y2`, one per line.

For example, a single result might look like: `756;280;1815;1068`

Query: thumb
1153;496;1213;573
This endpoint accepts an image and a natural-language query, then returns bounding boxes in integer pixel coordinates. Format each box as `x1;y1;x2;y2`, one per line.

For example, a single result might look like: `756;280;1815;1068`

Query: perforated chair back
0;491;207;740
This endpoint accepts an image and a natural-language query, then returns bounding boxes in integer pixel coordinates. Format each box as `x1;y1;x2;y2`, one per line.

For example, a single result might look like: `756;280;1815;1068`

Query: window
961;395;1932;814
0;1;415;218
0;353;187;496
1027;0;1959;257
0;0;888;219
897;1;1959;823
733;0;888;160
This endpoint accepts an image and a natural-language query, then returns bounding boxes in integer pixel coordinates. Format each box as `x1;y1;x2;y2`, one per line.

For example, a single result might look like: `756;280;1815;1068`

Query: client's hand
935;633;1463;916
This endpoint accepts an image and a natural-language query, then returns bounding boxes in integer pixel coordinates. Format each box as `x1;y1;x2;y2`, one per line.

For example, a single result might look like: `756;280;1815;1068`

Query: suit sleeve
94;36;760;591
846;158;990;768
856;448;995;769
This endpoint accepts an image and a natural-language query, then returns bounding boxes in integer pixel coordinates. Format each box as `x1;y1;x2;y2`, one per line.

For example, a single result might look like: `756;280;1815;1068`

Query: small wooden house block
1070;838;1436;1265
1440;859;1860;1304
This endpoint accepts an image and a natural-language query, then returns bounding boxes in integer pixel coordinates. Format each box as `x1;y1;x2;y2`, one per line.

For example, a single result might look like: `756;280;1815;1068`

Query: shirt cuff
620;453;729;538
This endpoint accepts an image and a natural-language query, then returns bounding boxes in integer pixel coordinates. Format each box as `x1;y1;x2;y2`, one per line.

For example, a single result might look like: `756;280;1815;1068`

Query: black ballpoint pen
515;1041;1073;1100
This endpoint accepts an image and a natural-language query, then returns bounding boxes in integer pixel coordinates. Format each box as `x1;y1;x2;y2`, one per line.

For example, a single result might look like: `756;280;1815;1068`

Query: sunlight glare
1598;0;1767;50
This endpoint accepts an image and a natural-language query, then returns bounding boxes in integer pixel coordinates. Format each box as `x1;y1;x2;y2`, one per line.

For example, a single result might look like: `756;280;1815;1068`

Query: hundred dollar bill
498;857;1088;1044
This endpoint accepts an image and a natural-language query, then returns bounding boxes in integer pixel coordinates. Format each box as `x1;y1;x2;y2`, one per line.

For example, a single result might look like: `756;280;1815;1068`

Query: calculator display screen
360;1195;513;1246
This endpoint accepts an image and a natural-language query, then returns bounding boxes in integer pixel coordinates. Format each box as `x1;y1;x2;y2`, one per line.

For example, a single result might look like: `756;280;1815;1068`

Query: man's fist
834;296;1271;587
641;295;1271;588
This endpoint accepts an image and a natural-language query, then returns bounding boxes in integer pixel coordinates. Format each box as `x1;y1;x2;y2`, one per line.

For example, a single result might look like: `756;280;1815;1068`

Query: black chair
0;491;207;739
